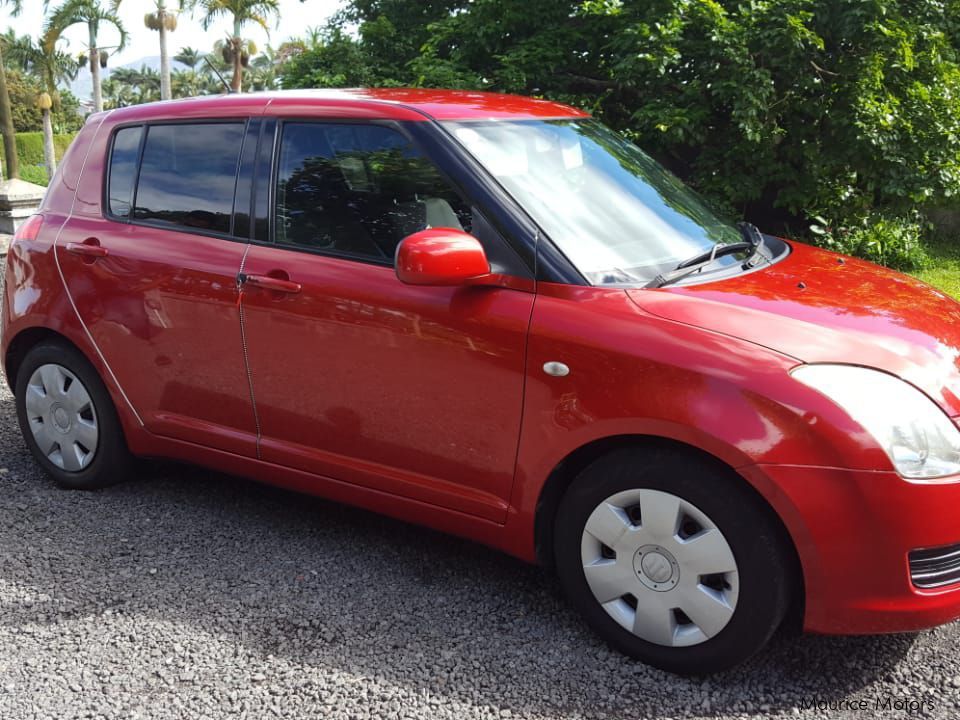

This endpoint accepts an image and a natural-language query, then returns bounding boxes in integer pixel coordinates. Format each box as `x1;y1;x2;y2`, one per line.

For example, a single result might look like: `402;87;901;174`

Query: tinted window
275;123;470;261
134;123;245;234
108;126;142;218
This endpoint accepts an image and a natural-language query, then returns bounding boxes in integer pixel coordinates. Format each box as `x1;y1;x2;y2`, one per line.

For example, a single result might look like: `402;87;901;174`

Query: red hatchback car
4;89;960;674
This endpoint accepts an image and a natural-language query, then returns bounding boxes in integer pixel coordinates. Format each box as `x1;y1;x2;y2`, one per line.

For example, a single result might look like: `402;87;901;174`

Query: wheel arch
533;433;805;628
3;327;88;393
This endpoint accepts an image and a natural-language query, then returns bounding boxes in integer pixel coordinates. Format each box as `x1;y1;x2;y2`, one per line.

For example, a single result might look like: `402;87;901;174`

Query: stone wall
0;179;44;235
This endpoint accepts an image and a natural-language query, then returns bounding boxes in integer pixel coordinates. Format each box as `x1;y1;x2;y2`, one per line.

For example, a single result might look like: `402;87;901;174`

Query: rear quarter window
107;126;143;218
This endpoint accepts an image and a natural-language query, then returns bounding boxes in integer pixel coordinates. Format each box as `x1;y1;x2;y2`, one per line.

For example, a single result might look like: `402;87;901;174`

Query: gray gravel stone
0;372;958;718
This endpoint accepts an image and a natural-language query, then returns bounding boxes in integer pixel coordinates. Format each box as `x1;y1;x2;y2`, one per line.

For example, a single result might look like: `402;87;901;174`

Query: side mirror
395;228;491;286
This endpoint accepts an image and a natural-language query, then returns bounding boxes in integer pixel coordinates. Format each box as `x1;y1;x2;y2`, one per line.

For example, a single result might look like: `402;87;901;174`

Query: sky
2;0;342;66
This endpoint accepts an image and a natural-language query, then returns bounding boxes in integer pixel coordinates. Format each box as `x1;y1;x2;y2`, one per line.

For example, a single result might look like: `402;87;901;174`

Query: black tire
14;341;134;490
554;445;793;675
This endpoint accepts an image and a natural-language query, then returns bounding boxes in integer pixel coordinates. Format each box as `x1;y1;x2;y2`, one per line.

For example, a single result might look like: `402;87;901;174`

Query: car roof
101;88;590;124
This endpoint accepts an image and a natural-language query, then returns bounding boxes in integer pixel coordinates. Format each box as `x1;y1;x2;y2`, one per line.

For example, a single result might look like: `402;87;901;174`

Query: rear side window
133;123;245;234
107;126;143;218
274;123;471;261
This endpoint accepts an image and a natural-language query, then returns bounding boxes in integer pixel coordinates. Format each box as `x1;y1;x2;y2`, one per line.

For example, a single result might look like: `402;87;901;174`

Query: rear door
56;119;259;456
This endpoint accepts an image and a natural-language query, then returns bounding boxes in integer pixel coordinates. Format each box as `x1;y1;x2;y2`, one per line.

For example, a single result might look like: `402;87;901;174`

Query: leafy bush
810;213;929;270
6;70;84;135
14;133;44;168
279;28;383;89
1;132;76;178
18;165;49;187
281;0;960;264
14;132;77;167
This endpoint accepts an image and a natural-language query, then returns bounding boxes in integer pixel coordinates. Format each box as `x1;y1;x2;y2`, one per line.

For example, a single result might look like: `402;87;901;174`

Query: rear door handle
66;240;109;259
241;273;302;294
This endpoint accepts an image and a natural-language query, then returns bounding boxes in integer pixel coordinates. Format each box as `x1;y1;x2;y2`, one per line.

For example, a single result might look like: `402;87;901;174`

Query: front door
239;121;535;521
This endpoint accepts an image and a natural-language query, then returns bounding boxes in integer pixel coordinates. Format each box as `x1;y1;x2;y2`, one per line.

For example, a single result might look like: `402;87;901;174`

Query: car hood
627;241;960;416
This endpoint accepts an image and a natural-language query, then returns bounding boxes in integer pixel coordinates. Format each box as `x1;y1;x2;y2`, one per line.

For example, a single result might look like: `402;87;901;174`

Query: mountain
69;56;190;100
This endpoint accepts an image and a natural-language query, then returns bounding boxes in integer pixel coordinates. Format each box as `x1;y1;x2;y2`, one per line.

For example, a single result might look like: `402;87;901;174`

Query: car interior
275;124;472;261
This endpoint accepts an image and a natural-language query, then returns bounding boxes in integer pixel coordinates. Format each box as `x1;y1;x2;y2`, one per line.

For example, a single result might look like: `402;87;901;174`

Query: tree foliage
183;0;279;91
0;129;78;180
1;69;81;133
3;28;79;111
279;0;960;248
43;0;128;113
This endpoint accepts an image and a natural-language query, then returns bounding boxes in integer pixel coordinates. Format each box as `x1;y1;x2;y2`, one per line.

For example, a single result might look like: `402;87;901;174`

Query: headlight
791;364;960;480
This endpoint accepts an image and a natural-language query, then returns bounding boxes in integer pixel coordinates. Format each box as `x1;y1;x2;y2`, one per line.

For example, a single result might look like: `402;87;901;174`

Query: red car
3;89;960;674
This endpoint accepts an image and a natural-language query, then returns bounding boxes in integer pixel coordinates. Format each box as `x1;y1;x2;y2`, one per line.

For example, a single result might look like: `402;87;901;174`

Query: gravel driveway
0;376;959;719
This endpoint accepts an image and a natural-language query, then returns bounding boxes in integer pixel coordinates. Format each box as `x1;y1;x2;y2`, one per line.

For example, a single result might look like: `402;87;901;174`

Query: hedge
0;131;78;178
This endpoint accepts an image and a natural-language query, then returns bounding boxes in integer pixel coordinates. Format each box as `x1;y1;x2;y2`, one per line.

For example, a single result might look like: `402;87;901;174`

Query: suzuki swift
3;89;960;675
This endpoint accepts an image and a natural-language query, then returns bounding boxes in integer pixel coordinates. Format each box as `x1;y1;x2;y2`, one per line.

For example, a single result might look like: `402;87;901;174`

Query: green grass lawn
913;238;960;299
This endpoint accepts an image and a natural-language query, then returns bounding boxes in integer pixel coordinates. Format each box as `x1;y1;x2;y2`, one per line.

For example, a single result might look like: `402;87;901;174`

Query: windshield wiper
648;241;752;288
737;221;766;269
647;222;767;289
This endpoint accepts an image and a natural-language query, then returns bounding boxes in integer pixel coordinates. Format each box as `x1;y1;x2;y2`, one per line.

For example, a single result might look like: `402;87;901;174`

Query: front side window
274;123;471;262
446;118;743;285
134;122;245;234
107;126;143;219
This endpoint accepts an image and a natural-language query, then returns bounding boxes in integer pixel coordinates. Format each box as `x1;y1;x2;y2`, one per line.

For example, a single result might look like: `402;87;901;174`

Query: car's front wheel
554;446;793;675
14;341;133;490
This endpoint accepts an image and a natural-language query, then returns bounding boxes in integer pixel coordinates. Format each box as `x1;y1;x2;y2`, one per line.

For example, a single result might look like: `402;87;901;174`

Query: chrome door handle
65;241;108;259
241;273;302;294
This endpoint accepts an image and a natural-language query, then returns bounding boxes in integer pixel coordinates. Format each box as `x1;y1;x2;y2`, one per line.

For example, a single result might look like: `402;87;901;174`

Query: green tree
44;0;127;113
109;65;161;104
4;69;42;131
281;0;960;247
53;88;83;132
172;46;208;96
277;27;373;88
343;0;462;84
174;45;202;69
101;73;134;107
4;30;78;178
0;0;23;179
144;1;186;100
183;0;279;92
247;46;278;90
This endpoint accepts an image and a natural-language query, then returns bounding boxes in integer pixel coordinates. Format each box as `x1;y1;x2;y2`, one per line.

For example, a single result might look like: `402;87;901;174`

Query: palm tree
4;32;78;179
184;0;279;92
101;73;135;108
101;75;126;108
0;0;23;180
111;65;161;104
246;46;277;91
172;46;206;97
174;46;202;70
213;35;257;91
44;0;127;113
143;0;178;101
0;28;33;69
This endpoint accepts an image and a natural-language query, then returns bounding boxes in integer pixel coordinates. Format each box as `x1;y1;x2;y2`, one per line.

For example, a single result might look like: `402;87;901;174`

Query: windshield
445;118;742;285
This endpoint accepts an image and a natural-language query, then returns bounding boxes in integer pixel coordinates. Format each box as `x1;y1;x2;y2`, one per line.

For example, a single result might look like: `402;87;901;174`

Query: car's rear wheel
554;445;792;675
14;341;133;489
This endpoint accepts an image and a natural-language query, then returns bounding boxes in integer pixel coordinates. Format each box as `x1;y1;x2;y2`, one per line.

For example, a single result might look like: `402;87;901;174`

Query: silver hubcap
24;364;99;472
580;488;739;647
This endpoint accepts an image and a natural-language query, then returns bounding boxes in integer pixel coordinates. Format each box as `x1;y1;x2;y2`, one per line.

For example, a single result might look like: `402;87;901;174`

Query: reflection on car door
56;121;258;456
238;121;535;521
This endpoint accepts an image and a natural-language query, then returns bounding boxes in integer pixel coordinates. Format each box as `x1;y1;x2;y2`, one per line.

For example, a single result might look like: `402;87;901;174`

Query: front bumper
739;464;960;635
